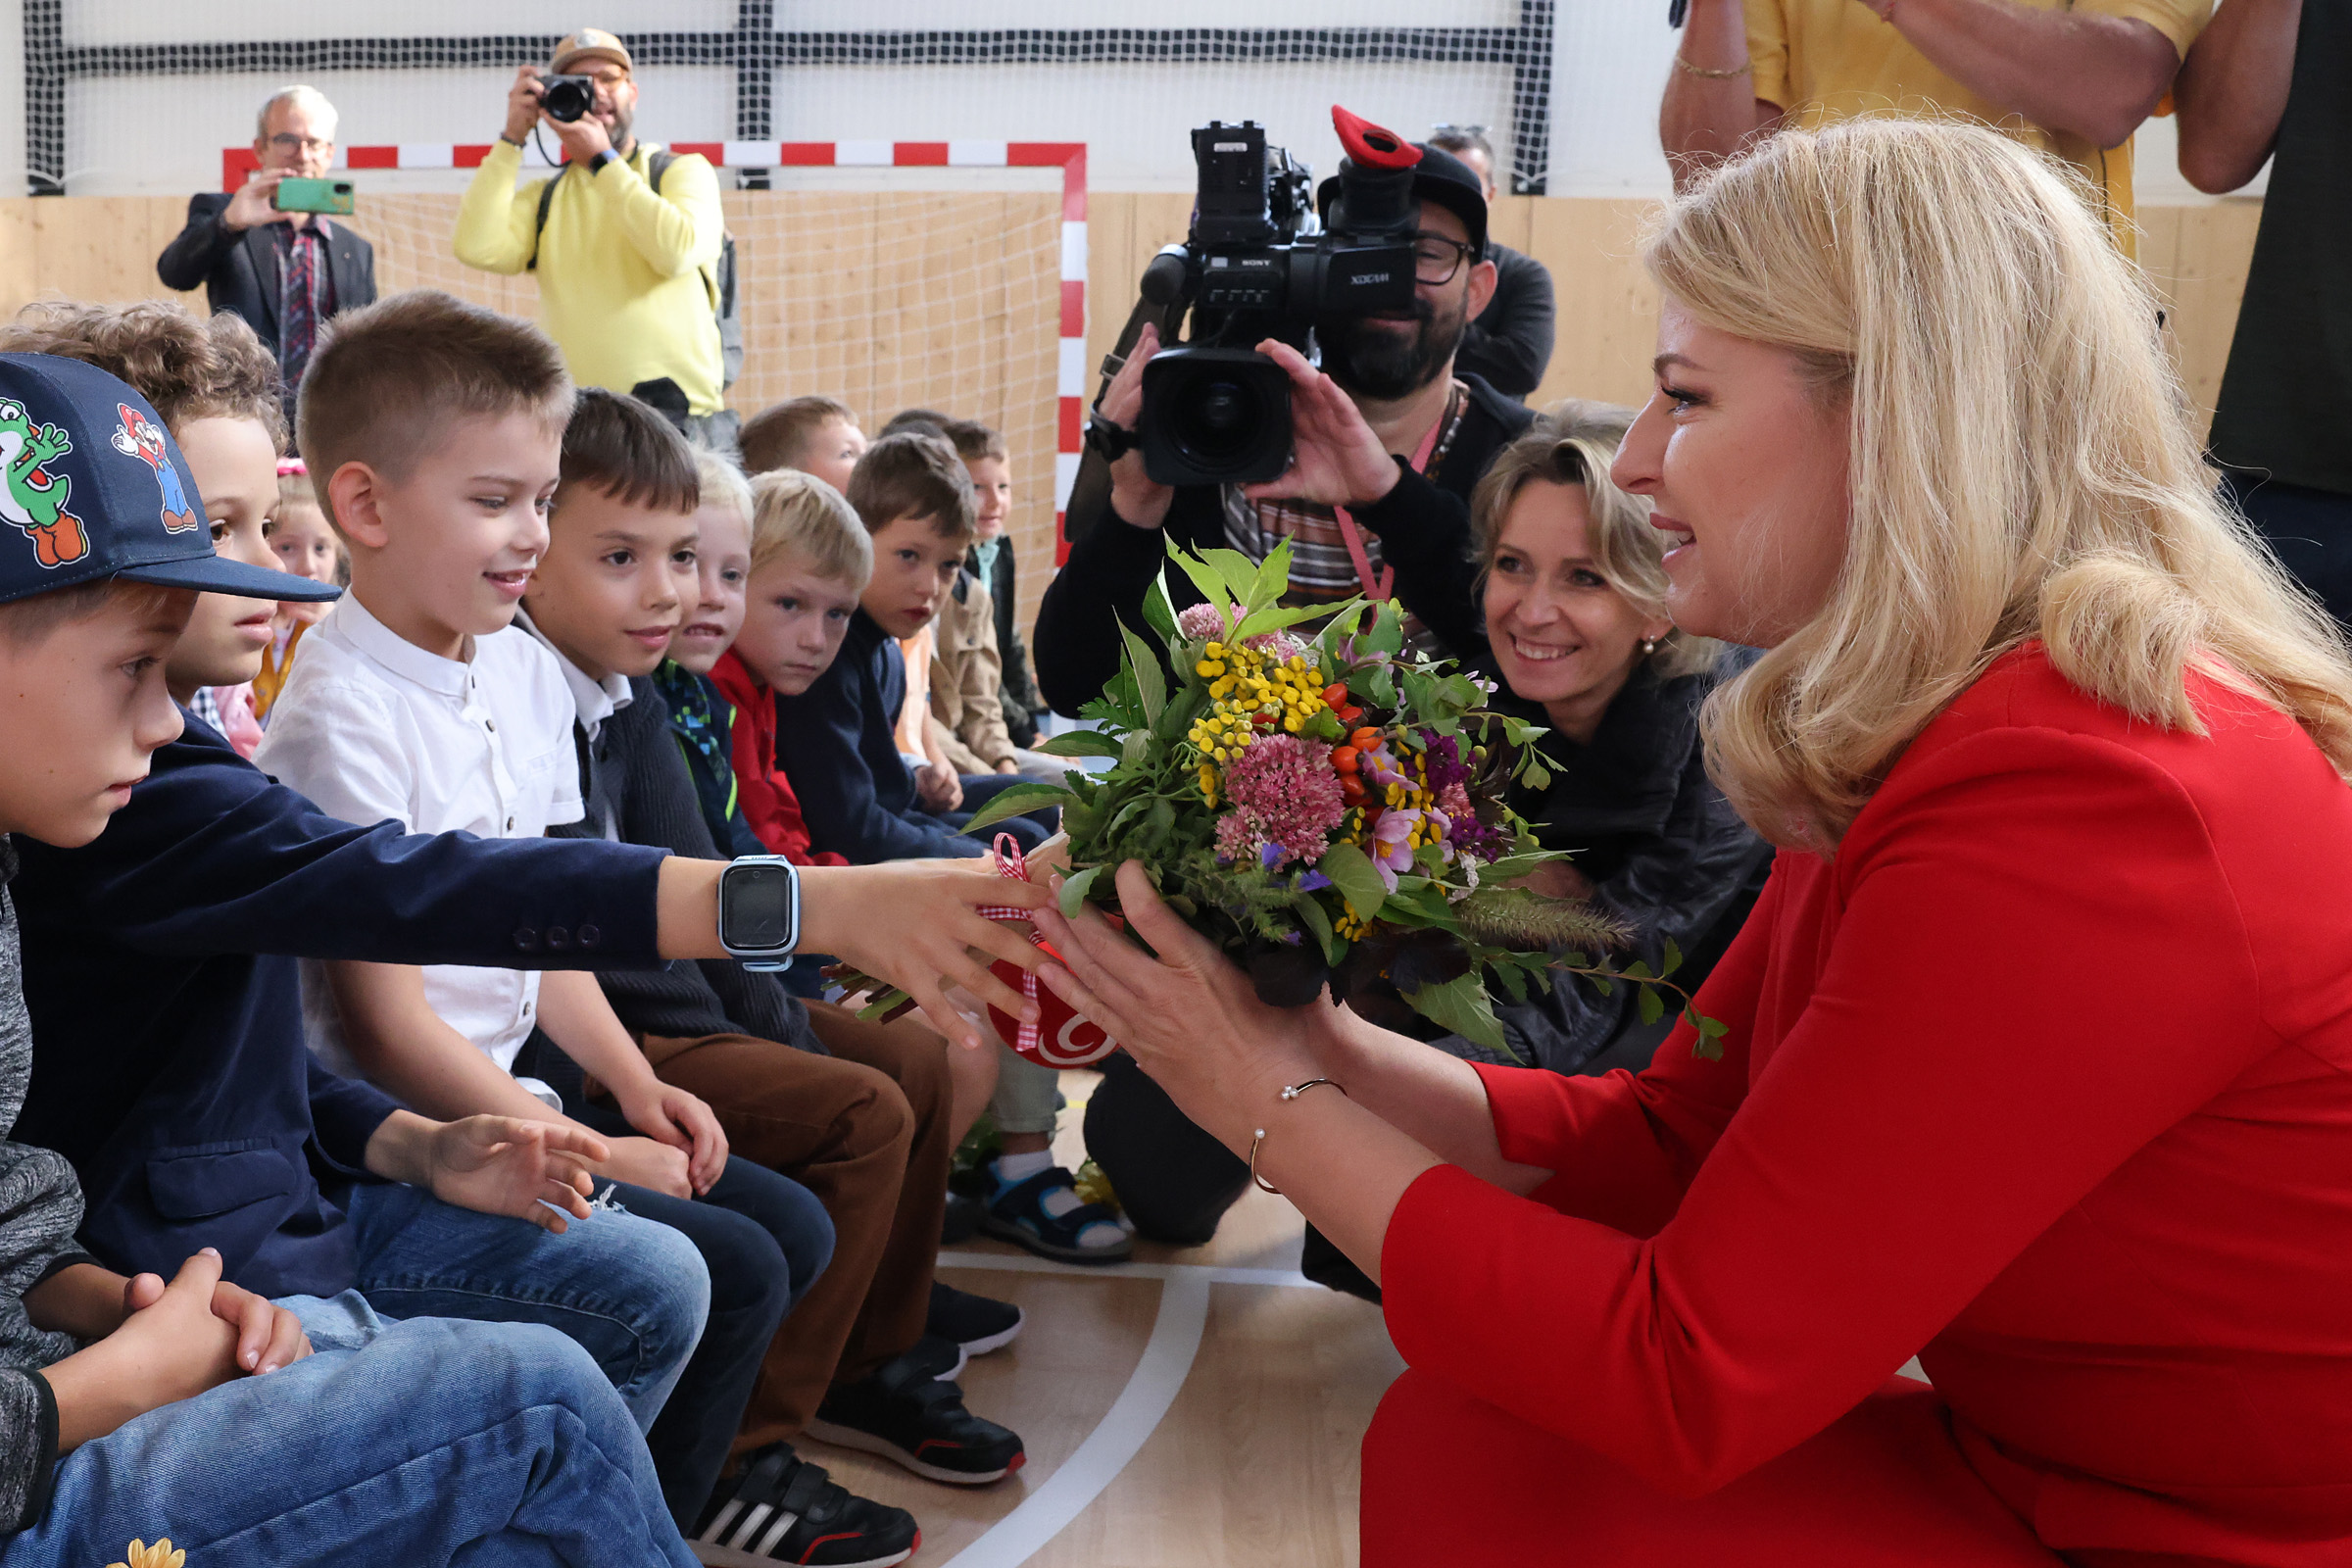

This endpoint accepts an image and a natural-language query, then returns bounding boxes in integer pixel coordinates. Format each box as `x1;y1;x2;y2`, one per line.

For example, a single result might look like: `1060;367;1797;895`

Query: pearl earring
1640;637;1659;656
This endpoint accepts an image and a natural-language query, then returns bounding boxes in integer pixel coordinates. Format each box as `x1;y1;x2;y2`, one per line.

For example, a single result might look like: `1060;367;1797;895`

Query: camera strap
1330;385;1459;604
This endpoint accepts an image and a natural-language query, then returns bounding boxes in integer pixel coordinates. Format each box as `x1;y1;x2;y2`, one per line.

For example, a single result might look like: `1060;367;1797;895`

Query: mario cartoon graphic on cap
0;397;87;567
111;404;200;535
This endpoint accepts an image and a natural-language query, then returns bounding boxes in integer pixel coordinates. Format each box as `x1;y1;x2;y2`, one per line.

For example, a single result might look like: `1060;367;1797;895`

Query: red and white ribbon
980;834;1118;1068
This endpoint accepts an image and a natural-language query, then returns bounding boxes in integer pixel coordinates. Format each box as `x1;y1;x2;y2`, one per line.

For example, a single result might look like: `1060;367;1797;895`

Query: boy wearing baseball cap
0;350;708;1567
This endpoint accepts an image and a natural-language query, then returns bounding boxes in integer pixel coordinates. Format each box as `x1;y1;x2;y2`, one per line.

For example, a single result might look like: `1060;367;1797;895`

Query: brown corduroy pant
639;998;952;1456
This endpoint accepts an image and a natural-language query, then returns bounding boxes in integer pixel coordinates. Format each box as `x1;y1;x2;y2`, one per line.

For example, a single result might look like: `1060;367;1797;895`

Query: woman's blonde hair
1471;398;1718;681
747;467;873;591
1648;119;2352;849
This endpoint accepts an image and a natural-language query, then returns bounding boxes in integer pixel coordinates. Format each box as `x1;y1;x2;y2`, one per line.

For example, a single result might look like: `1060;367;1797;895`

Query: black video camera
1135;109;1425;486
541;74;598;123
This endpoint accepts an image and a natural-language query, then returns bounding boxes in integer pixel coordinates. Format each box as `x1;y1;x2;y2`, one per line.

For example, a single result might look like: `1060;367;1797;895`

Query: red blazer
1382;645;2352;1562
709;650;847;867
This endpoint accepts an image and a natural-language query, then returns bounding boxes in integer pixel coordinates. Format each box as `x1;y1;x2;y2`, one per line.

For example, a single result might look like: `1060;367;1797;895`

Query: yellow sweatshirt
455;139;726;415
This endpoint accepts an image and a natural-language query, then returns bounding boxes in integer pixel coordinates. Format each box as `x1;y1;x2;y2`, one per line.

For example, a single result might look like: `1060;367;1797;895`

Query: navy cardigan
10;712;667;1298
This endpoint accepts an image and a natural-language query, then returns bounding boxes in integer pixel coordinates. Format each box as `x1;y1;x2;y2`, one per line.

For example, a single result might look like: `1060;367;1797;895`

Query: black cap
0;353;339;608
1317;141;1490;261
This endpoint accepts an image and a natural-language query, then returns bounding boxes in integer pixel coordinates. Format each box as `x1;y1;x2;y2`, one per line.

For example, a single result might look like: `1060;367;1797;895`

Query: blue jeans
1;1315;696;1568
325;1180;710;1435
572;1126;834;1528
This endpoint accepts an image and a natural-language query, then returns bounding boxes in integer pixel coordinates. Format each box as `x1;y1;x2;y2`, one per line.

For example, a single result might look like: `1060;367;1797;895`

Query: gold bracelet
1249;1078;1348;1196
1674;54;1753;79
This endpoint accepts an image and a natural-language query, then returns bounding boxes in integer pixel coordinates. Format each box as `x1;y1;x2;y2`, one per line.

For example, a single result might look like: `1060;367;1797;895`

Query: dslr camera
1133;108;1424;486
540;74;599;123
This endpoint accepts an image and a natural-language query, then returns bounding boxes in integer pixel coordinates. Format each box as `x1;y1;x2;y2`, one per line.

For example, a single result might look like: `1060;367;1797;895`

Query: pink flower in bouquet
1218;733;1347;868
1370;807;1423;890
1176;602;1239;640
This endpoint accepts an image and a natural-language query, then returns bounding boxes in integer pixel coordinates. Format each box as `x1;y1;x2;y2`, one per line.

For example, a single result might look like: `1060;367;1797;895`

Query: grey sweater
0;840;101;1533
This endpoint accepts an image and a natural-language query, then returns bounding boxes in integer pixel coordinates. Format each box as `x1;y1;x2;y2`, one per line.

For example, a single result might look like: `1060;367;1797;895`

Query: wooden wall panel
0;190;2265;646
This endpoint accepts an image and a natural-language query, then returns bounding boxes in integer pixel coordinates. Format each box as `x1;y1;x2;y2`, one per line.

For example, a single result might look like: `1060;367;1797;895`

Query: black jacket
1455;241;1555;400
1034;371;1535;715
9;710;666;1298
772;610;991;864
1470;652;1771;1073
551;680;820;1054
155;194;377;360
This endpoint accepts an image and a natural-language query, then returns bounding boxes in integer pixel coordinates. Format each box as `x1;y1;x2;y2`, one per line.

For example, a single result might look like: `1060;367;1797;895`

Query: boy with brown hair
929;418;1059;778
524;392;1028;1558
773;430;1053;863
254;296;1045;1558
739;395;865;490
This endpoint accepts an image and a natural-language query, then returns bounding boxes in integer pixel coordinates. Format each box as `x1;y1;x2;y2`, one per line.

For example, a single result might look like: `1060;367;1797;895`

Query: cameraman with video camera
455;28;734;454
1033;115;1534;715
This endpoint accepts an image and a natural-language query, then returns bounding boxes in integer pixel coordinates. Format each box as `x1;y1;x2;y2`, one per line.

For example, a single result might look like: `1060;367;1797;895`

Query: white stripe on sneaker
754;1512;802;1557
725;1502;772;1550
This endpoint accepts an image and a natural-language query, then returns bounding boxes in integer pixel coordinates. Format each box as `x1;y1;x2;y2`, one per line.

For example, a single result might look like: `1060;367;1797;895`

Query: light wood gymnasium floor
796;1068;1401;1568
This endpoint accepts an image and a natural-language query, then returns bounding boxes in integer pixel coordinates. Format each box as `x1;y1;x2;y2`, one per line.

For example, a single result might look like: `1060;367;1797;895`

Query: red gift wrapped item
977;836;1120;1068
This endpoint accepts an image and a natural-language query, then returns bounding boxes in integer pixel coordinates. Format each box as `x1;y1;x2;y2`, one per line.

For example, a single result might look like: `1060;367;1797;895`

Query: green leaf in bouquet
1315;600;1366;656
1494;960;1531;1004
1145;797;1176;846
1521;759;1553;791
1061;795;1102;844
1623;959;1653;981
1058;864;1104;918
959;781;1081;836
1119;730;1152;770
1316;842;1390;925
1304;708;1345;743
1436;673;1485;711
1144;567;1181;645
1168;546;1235;617
1638;985;1666;1027
1081;662;1147;729
1661;937;1684;979
1366;662;1397;709
1231;600;1345;642
1470;851;1554;884
1295;892;1341;965
1363;601;1405;657
1117;618;1167;723
1400;669;1439;718
1248;538;1295;613
1152;683;1206;746
1033;728;1126;760
1690;1009;1732;1062
1200;546;1267;606
1406;971;1514;1058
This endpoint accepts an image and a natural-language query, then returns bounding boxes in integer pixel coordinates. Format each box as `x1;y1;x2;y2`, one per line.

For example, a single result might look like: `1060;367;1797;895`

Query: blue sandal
983;1166;1133;1263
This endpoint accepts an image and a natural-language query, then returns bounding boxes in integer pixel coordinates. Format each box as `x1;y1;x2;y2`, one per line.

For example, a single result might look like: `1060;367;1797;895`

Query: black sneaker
808;1353;1026;1486
903;1332;967;1384
927;1280;1024;1357
689;1444;917;1568
940;1189;983;1246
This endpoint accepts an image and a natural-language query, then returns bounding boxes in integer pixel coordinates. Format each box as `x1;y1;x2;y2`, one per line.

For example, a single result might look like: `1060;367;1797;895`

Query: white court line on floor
934;1269;1211;1568
935;1249;1318;1290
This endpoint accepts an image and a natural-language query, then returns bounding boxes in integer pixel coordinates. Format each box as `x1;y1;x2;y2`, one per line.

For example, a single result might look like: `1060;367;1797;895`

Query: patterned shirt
1219;381;1468;651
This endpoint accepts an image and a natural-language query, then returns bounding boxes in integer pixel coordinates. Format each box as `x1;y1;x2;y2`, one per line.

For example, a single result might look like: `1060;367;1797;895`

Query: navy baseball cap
0;353;340;608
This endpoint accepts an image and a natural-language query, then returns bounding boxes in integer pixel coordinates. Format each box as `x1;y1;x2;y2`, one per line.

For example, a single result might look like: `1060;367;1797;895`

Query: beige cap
551;27;632;74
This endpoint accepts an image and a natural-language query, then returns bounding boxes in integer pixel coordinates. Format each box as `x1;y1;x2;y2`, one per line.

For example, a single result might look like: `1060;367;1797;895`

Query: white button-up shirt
254;594;584;1091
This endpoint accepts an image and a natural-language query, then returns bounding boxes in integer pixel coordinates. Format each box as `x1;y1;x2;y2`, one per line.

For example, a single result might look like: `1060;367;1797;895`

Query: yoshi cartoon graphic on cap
0;397;87;568
111;403;201;536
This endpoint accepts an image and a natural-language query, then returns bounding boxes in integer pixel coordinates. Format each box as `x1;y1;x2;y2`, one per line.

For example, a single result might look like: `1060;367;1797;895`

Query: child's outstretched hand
421;1114;612;1233
801;858;1053;1050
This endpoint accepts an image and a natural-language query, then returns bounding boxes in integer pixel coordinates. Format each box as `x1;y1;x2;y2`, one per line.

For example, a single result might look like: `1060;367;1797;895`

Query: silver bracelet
1249;1078;1348;1196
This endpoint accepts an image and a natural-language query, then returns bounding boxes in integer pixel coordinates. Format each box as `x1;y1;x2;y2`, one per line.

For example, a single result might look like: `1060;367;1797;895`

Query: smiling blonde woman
1032;118;2352;1566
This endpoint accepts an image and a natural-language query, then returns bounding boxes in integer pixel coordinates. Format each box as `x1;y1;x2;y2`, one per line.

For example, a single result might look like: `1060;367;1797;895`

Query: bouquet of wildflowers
930;540;1727;1059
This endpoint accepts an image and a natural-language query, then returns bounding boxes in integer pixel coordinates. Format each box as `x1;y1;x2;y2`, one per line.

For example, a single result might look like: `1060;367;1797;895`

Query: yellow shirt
455;140;726;415
1746;0;2212;256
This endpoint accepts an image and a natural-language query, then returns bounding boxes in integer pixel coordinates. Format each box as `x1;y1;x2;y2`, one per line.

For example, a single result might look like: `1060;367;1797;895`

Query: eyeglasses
1413;234;1476;285
267;134;332;157
1430;122;1489;138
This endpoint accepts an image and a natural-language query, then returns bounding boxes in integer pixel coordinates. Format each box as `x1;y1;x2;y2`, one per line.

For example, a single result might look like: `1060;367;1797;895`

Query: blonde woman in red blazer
1034;119;2352;1567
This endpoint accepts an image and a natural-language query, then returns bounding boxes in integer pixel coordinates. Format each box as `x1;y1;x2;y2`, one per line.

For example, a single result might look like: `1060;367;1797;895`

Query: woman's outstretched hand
1033;860;1324;1147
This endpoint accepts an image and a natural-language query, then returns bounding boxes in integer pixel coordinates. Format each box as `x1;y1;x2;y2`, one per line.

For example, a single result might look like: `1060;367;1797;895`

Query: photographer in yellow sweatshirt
454;29;733;452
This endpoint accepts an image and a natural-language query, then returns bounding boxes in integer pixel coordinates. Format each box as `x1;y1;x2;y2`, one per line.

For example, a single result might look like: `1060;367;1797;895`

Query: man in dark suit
1427;123;1556;400
157;85;375;421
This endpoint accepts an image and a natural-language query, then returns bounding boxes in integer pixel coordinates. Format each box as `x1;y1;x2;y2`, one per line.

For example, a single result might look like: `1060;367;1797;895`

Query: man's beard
1316;290;1469;403
605;103;636;151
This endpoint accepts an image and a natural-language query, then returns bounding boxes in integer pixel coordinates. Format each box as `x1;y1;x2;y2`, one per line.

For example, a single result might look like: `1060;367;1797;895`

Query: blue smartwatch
716;856;802;972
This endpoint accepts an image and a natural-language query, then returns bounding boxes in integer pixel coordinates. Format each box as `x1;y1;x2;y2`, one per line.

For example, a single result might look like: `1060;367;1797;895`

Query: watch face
727;863;795;949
